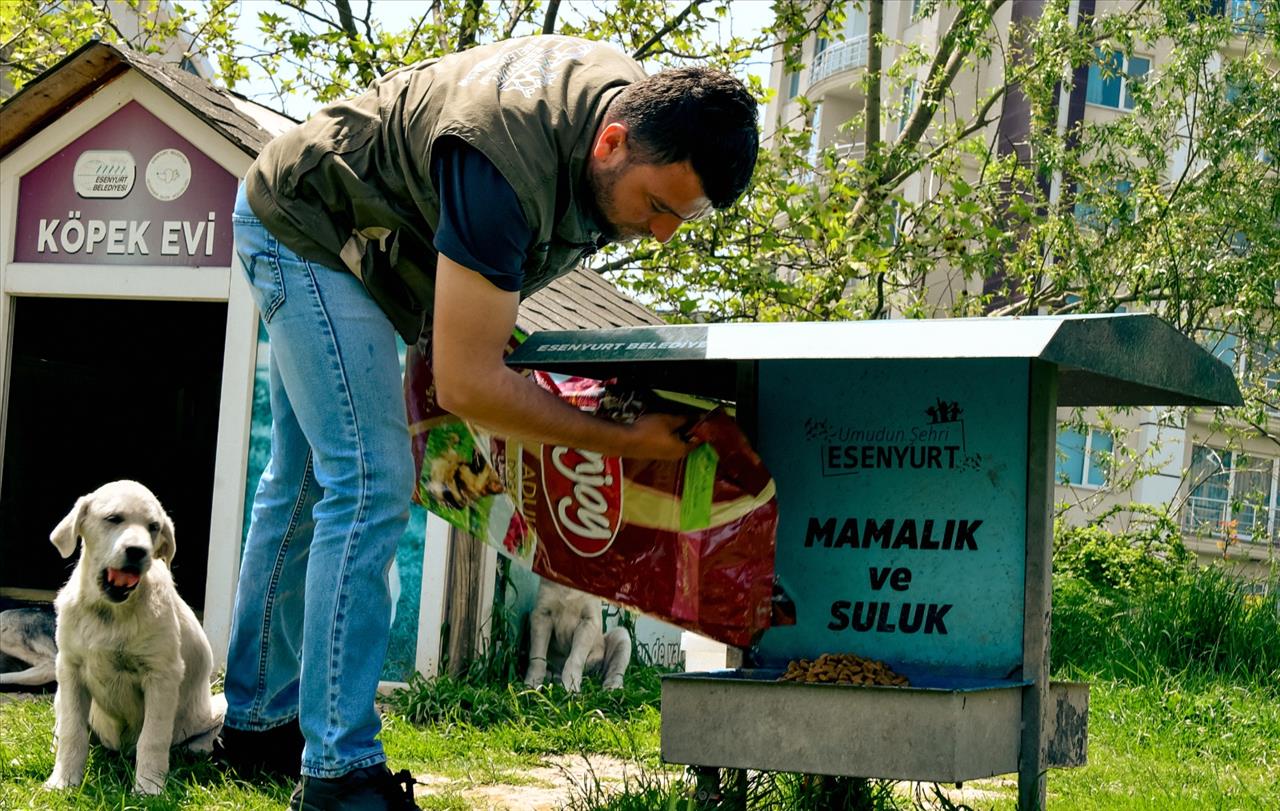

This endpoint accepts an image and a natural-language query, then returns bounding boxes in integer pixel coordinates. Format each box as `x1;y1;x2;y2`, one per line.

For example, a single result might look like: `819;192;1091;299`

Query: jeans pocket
234;219;287;323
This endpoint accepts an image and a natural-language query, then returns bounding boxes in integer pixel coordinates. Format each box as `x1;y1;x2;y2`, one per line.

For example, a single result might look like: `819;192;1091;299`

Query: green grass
1032;675;1280;811
0;694;294;810
386;665;664;759
4;666;1279;810
4;547;1278;810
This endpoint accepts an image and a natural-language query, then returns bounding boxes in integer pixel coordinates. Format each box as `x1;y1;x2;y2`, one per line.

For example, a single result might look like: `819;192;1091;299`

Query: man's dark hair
611;66;759;209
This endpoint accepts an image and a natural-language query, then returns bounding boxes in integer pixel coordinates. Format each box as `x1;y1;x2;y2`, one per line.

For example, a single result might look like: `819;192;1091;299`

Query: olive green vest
244;35;645;340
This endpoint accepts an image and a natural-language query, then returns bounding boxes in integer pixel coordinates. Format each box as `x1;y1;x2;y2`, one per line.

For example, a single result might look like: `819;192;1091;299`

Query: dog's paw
133;774;166;795
44;771;82;790
560;674;583;693
602;675;624;690
523;666;547;688
186;735;216;754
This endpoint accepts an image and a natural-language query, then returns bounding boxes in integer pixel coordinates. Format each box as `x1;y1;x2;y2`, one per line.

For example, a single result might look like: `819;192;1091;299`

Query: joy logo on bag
542;446;623;557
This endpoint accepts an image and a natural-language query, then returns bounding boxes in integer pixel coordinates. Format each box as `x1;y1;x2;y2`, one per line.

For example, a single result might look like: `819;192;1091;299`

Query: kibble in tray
780;653;910;686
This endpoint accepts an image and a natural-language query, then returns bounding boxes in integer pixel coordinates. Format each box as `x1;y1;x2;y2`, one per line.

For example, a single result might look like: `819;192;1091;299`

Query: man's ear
591;121;629;162
50;496;88;559
155;512;176;567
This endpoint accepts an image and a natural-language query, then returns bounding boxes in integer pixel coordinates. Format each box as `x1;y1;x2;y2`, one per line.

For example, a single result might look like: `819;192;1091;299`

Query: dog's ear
49;496;88;559
155;512;176;567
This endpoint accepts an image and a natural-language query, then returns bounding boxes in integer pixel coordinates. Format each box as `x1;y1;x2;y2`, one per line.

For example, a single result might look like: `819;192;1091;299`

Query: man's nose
649;214;682;243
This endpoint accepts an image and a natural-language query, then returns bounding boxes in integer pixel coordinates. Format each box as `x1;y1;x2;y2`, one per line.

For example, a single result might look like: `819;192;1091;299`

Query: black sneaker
290;764;420;810
212;719;305;781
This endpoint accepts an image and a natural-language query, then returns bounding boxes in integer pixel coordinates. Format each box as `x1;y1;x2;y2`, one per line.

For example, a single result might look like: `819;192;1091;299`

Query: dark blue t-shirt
431;138;532;292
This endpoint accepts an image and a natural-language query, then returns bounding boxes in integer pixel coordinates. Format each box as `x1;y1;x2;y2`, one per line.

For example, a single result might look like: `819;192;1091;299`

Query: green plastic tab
680;442;720;532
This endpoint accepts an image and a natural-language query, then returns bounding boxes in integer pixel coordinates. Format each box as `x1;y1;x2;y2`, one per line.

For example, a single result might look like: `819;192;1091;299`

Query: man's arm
432;254;691;459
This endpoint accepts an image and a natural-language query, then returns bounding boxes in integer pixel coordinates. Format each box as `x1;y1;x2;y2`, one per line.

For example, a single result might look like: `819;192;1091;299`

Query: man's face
587;122;712;244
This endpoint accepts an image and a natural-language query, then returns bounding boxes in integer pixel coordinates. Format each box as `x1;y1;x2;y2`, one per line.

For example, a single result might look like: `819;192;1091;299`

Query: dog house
506;314;1242;810
0;42;683;684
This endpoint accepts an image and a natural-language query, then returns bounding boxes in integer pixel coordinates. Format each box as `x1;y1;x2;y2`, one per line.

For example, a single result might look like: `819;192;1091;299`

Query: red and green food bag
404;336;781;648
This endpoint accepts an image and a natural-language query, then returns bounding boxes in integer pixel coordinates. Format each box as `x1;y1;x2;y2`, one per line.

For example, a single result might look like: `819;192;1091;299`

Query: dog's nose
123;546;148;563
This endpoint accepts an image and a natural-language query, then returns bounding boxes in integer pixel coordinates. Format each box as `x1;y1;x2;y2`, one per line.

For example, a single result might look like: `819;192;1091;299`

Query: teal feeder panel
506;314;1241;811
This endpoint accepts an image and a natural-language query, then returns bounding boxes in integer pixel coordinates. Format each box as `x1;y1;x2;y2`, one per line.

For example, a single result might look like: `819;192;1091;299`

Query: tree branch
502;0;536;39
631;0;710;61
542;0;562;35
404;12;428;58
864;0;884;166
457;0;484;50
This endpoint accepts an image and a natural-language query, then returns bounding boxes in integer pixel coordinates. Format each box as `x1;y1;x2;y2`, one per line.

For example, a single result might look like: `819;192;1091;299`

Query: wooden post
442;528;487;676
1019;359;1057;810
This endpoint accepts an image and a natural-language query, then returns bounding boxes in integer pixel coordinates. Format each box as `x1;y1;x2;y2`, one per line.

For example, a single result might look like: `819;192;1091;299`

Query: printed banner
754;358;1029;679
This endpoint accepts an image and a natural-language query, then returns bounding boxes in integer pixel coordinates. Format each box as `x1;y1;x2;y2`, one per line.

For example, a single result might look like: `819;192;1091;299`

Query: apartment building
762;0;1277;580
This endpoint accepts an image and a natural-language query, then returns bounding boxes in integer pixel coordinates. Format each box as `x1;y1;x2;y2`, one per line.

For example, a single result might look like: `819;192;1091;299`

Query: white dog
45;480;225;795
523;580;630;692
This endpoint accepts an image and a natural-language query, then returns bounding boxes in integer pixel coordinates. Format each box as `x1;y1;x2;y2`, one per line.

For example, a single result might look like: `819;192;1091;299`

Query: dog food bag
404;338;781;648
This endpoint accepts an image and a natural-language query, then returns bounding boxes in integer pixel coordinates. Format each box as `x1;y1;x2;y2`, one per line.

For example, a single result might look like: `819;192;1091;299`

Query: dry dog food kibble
780;653;910;686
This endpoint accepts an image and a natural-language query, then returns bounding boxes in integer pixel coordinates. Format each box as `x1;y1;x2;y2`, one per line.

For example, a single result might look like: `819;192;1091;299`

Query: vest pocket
280;118;379;197
360;228;437;340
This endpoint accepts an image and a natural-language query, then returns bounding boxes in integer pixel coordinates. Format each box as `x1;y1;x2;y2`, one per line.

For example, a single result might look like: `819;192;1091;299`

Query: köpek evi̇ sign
15;100;236;267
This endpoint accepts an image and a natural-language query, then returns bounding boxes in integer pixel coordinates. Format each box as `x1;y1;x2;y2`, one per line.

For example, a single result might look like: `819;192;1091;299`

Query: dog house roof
505;314;1243;407
0;41;663;334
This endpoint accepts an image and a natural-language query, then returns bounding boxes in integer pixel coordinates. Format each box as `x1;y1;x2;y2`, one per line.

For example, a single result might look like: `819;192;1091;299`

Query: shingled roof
0;40;664;333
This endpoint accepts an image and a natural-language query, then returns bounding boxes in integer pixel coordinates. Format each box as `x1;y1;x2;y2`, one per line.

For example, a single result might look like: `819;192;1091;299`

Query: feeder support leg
1019;360;1056;811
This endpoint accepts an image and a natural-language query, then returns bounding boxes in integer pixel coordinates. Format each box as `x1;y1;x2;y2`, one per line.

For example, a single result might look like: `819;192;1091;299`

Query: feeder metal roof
507;314;1242;407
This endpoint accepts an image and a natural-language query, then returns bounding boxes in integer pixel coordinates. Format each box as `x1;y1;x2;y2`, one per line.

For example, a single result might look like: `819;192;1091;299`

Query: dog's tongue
107;568;140;588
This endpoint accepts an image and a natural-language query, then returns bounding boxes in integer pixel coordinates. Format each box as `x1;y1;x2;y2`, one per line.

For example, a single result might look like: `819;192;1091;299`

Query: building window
1185;446;1278;545
1229;0;1266;32
807;102;824;167
1205;331;1241;369
1085;49;1150;110
911;0;924;19
787;70;801;99
898;79;916;135
1056;427;1114;487
1073;179;1135;229
1248;345;1280;416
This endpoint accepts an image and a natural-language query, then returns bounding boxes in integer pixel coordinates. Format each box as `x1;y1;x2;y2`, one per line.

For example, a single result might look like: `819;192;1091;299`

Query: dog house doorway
0;295;226;611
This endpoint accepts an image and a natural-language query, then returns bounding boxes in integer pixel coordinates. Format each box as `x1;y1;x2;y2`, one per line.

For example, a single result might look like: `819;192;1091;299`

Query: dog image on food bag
0;606;57;688
424;436;506;510
524;580;631;692
44;480;225;795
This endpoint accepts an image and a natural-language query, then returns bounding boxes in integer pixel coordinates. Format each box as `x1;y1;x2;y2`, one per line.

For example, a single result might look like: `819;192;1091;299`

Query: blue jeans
225;184;413;778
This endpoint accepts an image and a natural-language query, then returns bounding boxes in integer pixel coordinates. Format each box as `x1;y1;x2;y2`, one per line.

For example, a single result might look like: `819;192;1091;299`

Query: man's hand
622;413;694;460
432;254;696;460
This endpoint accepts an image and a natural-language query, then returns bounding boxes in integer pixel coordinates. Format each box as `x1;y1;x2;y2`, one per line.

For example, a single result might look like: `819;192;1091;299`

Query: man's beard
586;160;638;244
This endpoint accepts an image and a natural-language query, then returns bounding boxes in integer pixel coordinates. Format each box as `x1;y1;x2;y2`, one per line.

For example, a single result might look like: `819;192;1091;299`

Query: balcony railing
1182;494;1276;548
794;141;868;185
811;36;869;85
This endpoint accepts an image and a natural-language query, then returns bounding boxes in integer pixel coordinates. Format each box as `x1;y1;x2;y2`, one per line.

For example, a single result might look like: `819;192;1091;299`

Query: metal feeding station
507;314;1241;810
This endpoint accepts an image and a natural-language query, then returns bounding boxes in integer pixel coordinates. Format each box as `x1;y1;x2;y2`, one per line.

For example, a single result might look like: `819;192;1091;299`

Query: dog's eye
148;522;160;534
106;514;124;524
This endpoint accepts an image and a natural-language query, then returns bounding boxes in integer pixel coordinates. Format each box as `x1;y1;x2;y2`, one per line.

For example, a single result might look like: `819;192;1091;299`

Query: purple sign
14;101;236;267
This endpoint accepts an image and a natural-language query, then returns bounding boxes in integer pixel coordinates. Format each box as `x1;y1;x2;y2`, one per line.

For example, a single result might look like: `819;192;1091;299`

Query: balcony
794;141;867;186
1181;494;1277;559
809;36;869;98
